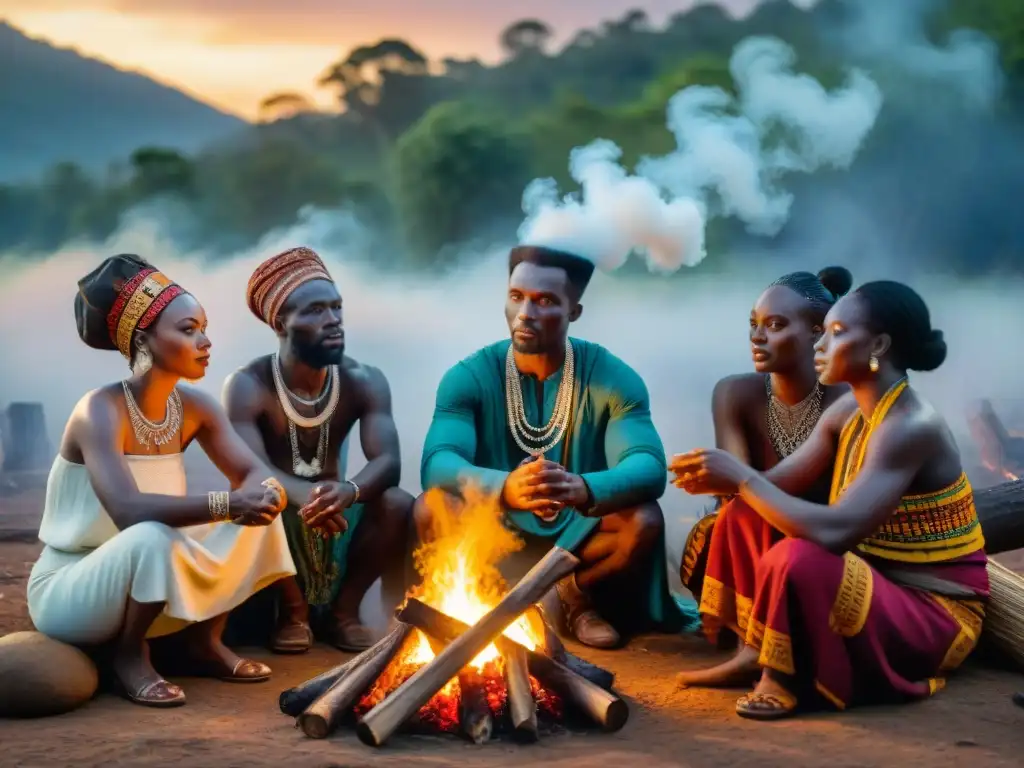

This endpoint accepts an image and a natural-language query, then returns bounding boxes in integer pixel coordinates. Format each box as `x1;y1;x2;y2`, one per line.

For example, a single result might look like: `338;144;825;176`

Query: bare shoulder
176;384;221;419
341;356;391;397
222;358;274;415
73;384;123;425
712;373;763;407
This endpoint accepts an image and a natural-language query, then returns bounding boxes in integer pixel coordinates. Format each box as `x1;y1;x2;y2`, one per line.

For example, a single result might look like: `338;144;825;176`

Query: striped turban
246;247;333;327
75;254;186;359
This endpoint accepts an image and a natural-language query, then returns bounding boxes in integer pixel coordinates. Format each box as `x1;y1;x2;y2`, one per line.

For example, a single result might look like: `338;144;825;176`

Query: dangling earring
868;355;879;373
132;346;153;376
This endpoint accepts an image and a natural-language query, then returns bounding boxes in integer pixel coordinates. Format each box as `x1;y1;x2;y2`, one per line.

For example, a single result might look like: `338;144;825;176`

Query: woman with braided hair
674;266;852;687
671;280;987;720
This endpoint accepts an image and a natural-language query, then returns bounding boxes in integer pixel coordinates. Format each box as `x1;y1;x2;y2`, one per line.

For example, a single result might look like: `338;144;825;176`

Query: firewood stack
278;547;628;746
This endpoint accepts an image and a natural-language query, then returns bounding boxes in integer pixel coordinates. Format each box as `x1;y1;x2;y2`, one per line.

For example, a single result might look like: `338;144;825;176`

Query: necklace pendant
293;458;322;478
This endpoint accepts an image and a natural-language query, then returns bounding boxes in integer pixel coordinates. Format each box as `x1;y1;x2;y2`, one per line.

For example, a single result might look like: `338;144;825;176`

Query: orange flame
406;485;541;672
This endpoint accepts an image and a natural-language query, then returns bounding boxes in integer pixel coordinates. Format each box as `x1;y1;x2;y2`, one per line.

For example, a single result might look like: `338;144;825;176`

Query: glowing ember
354;486;561;733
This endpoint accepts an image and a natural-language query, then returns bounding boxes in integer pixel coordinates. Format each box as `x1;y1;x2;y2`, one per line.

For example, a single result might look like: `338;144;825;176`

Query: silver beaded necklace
765;375;823;459
271;354;339;478
122;381;182;447
504;339;575;456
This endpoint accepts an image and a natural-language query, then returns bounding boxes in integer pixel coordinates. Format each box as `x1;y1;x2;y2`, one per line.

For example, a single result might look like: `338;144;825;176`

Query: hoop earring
868;355;879;373
132;346;153;376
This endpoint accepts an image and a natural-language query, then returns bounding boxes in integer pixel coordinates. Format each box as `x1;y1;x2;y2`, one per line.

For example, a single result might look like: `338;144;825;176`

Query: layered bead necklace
122;381;182;447
504;339;575;456
765;375;823;459
271;353;339;478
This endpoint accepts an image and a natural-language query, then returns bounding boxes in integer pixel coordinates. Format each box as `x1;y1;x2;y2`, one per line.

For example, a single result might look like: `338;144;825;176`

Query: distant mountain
0;22;248;182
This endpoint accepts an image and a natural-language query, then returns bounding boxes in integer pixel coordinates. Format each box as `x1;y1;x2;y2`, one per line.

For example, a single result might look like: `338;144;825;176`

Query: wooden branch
503;645;538;742
298;622;413;739
976;479;1024;555
356;546;580;747
398;598;627;732
280;654;364;716
457;669;494;744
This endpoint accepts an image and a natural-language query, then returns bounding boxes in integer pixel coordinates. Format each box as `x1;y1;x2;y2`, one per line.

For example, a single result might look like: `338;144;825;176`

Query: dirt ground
2;488;1024;768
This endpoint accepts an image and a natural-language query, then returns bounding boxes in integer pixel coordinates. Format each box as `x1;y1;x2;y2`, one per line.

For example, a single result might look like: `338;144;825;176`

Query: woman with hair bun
671;280;988;720
675;266;853;682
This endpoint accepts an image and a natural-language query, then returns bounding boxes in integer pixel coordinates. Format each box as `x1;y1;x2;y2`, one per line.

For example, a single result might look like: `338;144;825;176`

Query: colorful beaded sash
829;379;984;564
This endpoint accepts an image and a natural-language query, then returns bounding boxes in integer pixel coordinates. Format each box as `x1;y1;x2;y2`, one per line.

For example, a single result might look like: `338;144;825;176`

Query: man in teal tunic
416;244;700;648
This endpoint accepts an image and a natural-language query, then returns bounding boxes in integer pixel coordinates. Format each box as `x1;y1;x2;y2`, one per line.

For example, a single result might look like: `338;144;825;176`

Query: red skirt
699;498;989;709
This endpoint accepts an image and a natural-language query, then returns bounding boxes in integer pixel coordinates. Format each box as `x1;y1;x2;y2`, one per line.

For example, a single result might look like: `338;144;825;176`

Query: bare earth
2;487;1024;767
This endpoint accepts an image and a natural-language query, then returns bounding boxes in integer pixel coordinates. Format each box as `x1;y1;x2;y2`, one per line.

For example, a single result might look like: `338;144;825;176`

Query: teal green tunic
420;337;699;632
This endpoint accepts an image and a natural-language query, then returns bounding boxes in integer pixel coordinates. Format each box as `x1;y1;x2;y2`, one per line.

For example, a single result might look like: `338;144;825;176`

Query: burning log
457;668;494;744
526;604;615;690
355;545;580;747
398;598;628;733
298;622;413;739
280;655;364;717
502;645;538;742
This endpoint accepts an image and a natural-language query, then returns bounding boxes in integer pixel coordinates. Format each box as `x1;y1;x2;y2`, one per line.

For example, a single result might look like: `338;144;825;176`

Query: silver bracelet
346;479;360;503
208;491;230;522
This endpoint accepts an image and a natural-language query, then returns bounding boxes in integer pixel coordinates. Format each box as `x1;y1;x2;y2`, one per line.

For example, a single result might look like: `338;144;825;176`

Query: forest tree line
1;0;1022;273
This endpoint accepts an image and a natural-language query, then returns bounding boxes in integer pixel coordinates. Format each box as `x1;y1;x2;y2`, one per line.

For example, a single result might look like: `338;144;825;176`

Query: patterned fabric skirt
700;498;988;708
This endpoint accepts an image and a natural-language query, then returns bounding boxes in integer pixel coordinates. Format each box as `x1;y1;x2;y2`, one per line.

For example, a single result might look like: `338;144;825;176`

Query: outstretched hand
670;448;752;496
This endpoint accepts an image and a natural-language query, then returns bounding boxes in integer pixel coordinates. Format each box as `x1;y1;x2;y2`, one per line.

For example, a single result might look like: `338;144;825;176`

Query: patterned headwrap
75;254;186;359
246;247;334;327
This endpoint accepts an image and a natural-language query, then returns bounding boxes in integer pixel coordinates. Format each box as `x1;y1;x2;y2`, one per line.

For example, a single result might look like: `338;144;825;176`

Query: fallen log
298;622;413;739
976;479;1024;555
525;604;614;690
502;645;538;743
355;545;580;747
457;668;494;745
398;598;628;733
280;655;364;717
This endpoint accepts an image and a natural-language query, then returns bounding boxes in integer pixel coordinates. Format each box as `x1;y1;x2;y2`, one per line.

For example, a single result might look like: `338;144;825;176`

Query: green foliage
1;0;1022;268
393;102;533;264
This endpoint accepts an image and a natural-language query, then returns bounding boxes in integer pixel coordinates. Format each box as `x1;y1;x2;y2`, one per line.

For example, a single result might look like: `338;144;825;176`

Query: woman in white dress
27;254;297;708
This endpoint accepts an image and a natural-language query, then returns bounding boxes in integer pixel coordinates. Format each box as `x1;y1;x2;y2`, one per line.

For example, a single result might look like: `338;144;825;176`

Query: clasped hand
502;454;589;517
669;448;752;496
298;481;354;535
230;478;287;526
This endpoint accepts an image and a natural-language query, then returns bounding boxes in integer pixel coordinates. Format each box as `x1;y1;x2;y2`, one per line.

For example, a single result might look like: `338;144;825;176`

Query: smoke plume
518;35;883;272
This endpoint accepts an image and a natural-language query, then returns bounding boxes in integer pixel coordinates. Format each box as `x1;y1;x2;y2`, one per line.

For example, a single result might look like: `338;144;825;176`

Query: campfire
279;488;627;746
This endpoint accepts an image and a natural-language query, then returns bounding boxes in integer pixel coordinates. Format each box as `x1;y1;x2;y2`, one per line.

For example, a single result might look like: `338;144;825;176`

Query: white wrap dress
27;453;296;643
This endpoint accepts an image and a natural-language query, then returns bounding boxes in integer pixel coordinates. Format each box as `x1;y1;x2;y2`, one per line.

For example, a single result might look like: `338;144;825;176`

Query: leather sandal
326;617;375;652
270;621;313;654
218;658;272;683
735;690;798;720
118;677;187;708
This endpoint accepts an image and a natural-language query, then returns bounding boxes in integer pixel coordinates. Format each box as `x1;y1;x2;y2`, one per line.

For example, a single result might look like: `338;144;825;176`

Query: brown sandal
735;690;798;721
271;621;313;654
218;658;272;683
118;677;187;708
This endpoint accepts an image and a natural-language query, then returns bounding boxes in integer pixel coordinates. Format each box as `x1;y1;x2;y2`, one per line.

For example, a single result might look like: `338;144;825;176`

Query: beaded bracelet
208;491;230;522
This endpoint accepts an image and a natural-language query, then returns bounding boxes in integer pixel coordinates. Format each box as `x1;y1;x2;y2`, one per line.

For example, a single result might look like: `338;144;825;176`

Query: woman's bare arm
738;412;939;551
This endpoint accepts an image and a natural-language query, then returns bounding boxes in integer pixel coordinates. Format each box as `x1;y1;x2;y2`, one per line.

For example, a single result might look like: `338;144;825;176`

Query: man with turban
224;247;413;653
415;244;700;648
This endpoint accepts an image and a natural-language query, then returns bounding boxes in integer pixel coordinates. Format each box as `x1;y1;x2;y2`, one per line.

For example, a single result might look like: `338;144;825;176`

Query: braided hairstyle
853;281;947;372
769;265;853;326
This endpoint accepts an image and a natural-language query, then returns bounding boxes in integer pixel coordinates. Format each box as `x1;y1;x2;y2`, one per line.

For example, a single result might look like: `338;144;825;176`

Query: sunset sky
2;0;813;120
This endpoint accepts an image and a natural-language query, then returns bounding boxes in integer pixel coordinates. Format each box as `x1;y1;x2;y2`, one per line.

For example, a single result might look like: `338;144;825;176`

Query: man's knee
376;486;414;529
614;502;664;558
412;492;434;541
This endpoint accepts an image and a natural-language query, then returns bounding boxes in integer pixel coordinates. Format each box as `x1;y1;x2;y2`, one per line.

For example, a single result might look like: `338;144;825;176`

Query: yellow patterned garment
829;379;985;564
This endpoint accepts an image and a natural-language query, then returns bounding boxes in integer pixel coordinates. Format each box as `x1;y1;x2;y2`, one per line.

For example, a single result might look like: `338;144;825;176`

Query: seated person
415;244;700;649
224;246;413;653
679;266;852;601
671;280;988;720
27;254;295;708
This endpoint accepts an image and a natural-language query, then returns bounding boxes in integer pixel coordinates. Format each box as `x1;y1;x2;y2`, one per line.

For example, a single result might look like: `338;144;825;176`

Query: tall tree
258;92;314;123
500;19;554;58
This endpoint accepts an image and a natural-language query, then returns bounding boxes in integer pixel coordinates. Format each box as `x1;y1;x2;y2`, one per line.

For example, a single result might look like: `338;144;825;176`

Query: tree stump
1;403;52;472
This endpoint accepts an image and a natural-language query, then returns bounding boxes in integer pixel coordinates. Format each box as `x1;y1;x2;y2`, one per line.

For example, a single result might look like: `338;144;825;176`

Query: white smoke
835;0;1004;110
518;36;883;273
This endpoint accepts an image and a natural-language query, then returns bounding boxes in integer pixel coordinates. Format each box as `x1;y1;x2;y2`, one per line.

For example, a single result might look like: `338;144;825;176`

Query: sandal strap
738;691;797;710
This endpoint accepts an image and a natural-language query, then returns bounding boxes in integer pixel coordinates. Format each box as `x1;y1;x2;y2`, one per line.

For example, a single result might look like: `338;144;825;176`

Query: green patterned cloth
280;502;364;611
